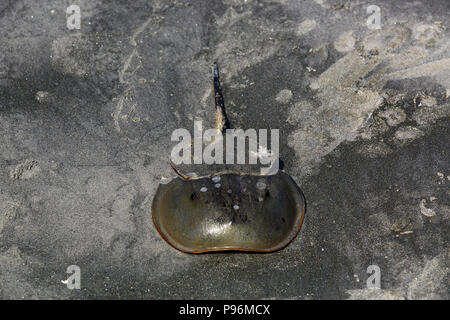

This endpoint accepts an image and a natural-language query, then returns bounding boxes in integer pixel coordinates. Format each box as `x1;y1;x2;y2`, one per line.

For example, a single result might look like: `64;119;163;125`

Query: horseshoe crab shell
151;170;306;253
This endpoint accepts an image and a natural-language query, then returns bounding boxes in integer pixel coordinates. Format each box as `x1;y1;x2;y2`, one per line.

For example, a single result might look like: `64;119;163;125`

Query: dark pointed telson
212;63;228;132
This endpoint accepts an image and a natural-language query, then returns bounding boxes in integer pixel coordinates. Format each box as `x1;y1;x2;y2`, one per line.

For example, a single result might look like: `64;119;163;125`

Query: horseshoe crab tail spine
212;63;228;132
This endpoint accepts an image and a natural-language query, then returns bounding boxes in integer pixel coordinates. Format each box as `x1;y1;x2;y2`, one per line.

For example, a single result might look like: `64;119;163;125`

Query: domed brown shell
151;170;306;253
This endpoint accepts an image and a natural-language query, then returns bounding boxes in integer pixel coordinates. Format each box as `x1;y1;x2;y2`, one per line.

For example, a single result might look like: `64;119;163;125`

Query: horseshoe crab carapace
152;170;306;253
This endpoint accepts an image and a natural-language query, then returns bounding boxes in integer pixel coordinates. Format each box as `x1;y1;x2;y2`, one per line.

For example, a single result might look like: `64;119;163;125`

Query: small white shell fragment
419;199;436;217
200;187;208;192
233;205;240;210
212;176;221;183
214;183;221;188
250;146;273;160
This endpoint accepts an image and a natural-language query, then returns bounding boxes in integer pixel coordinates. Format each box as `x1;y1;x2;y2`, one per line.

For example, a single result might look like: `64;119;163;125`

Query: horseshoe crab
151;64;306;253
